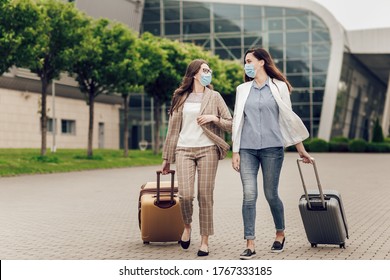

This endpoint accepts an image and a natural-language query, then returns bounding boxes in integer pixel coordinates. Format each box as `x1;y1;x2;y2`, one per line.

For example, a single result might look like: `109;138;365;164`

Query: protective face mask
244;63;256;78
200;72;212;86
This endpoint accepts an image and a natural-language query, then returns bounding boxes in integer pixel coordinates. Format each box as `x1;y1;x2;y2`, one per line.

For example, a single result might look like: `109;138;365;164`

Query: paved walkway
0;153;389;260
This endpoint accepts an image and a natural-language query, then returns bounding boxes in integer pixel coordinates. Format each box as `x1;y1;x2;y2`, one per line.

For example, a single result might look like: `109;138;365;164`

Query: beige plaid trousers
175;145;219;236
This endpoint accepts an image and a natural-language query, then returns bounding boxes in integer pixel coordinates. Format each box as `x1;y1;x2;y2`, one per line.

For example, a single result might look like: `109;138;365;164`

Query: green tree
108;26;143;158
174;42;241;109
69;19;138;157
140;34;241;153
0;0;42;74
23;0;88;156
372;118;385;143
141;34;190;154
219;59;243;108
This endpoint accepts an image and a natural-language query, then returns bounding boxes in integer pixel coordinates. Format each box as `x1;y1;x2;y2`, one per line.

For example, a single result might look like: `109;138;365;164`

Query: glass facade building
3;0;388;150
139;0;390;143
332;54;387;140
141;0;331;137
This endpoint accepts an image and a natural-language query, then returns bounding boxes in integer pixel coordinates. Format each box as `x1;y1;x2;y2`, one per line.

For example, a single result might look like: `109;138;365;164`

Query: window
286;60;310;74
142;23;160;35
265;7;283;17
214;19;240;33
142;8;160;22
213;4;240;20
286;31;309;45
286;45;309;59
244;36;263;48
244;18;262;33
164;7;180;21
184;21;210;34
47;118;57;133
286;16;309;30
183;6;210;20
312;59;329;73
165;22;180;35
269;32;283;45
267;19;283;31
61;120;76;135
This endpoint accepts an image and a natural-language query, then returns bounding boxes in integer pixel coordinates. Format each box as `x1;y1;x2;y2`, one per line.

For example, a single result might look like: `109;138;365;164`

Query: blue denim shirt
240;78;284;149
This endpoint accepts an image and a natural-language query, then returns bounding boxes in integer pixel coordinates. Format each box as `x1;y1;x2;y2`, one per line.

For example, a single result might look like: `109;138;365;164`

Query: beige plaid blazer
162;88;232;163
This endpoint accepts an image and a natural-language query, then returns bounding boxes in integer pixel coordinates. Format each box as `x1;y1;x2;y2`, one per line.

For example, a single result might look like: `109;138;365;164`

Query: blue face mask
200;73;212;86
244;63;256;78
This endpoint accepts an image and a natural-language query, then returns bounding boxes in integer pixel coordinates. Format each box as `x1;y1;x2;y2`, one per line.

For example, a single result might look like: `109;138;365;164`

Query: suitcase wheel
143;241;150;245
339;243;345;249
311;243;317;248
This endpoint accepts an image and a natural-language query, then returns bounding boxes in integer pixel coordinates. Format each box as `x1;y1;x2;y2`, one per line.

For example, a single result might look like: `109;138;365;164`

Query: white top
177;93;215;147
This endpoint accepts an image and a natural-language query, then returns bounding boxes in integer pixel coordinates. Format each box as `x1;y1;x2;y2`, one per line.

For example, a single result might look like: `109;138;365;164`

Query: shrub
366;143;390;153
284;145;296;152
73;155;104;160
330;136;349;143
328;141;349;152
307;138;329;152
302;138;312;152
372;118;384;143
348;139;367;152
31;155;60;163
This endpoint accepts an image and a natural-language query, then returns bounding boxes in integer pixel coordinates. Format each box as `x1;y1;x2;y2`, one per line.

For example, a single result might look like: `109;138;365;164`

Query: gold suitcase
138;170;184;244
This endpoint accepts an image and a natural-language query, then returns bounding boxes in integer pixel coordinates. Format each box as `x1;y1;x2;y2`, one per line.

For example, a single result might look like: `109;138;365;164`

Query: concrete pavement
0;152;389;260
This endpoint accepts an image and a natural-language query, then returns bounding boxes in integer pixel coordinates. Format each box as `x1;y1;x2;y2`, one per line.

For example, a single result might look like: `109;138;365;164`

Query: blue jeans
239;147;285;240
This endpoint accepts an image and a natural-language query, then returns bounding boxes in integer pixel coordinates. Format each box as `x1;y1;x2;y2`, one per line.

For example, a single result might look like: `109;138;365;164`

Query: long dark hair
169;59;213;115
244;48;292;92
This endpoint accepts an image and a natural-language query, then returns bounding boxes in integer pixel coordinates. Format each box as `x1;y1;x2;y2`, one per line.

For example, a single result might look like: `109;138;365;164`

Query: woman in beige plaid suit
161;59;232;257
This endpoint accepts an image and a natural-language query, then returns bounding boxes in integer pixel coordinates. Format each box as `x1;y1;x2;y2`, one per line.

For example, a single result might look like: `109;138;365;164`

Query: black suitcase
297;158;349;248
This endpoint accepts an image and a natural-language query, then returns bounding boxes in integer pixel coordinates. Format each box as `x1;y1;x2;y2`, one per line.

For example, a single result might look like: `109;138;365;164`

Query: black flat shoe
180;239;190;249
197;249;209;257
271;237;285;253
240;248;256;260
179;229;191;249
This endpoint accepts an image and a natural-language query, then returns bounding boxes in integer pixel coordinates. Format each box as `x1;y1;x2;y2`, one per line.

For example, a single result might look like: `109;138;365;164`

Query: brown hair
244;48;292;92
169;59;213;115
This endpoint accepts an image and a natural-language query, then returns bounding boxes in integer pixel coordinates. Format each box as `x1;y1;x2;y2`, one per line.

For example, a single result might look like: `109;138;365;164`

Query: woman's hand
298;150;313;164
161;160;170;174
197;115;218;125
232;152;240;172
295;142;313;164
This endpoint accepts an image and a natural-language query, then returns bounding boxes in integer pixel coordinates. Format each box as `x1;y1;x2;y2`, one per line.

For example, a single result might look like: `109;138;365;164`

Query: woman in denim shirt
232;48;312;259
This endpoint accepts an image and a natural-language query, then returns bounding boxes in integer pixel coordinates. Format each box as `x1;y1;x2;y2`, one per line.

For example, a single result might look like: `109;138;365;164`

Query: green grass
0;149;163;177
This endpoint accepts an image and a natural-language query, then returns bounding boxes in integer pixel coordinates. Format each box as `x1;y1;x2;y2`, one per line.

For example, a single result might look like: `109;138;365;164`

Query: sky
312;0;390;30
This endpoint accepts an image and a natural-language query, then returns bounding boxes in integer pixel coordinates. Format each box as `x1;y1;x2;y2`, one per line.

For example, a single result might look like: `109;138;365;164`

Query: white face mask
244;63;256;78
199;72;212;86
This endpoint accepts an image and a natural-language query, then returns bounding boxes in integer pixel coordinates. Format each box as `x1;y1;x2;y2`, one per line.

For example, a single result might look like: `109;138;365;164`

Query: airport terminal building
1;0;389;149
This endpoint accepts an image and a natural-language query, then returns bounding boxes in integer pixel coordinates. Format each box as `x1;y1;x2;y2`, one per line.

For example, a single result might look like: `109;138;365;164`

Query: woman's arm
214;93;233;132
295;142;313;164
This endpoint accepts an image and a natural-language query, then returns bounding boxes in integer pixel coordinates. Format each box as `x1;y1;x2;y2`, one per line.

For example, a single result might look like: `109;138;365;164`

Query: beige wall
0;88;121;149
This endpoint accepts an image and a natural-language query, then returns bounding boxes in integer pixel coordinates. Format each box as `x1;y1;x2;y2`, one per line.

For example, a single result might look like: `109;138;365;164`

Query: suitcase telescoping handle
156;170;175;205
297;158;325;209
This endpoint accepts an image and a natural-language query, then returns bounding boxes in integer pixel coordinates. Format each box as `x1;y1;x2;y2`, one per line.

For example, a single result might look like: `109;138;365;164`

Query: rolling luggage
297;158;349;248
138;170;184;244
